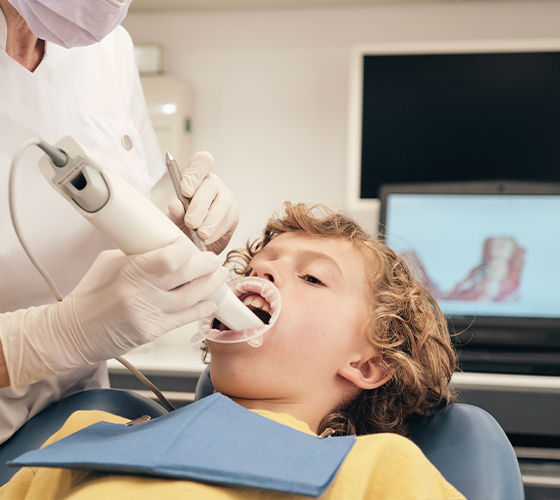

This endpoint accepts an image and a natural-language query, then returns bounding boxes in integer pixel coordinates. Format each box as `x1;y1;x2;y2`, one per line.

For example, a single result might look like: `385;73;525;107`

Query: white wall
123;0;560;253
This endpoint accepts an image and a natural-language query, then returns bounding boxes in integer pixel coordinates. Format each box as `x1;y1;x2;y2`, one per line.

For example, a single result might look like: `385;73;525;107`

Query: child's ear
338;355;392;390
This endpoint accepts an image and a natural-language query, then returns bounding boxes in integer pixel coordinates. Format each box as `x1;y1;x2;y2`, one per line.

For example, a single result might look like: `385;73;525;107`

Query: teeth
242;294;271;313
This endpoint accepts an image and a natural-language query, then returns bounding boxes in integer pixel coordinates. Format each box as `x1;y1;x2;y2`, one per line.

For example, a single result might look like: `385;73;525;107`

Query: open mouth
212;293;272;332
194;276;281;346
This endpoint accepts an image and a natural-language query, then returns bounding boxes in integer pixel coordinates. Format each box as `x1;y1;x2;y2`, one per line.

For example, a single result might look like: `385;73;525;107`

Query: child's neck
228;396;328;435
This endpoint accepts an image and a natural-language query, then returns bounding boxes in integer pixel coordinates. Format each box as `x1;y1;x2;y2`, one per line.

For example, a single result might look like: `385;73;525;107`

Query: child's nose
251;261;281;286
262;272;274;283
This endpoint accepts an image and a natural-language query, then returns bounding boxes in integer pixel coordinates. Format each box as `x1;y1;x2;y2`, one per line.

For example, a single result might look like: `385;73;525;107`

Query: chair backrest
410;402;525;500
0;388;167;486
195;366;525;500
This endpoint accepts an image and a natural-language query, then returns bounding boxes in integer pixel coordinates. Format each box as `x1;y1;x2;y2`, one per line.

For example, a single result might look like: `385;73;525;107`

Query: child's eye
302;274;324;286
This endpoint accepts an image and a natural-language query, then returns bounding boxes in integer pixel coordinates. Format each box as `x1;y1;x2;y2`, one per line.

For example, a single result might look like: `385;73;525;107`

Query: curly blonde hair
213;202;456;437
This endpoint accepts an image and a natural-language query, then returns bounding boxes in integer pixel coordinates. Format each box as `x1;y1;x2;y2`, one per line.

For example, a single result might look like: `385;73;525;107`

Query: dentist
0;0;240;444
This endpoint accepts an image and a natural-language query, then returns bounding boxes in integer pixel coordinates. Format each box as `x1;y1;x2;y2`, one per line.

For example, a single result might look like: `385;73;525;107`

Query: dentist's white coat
0;11;164;444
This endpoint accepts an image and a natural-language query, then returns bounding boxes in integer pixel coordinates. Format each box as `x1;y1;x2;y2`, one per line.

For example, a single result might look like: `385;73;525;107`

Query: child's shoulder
352;432;431;467
355;431;416;447
41;410;128;448
344;433;465;499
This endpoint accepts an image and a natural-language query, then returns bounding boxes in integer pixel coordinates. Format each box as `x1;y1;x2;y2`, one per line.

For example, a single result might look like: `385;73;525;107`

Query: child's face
208;231;378;410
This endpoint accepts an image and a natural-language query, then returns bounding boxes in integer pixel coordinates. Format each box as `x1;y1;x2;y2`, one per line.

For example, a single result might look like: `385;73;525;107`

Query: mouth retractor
192;276;281;347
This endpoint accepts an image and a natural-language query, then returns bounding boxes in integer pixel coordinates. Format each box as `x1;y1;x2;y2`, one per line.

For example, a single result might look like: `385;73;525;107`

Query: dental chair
0;367;525;500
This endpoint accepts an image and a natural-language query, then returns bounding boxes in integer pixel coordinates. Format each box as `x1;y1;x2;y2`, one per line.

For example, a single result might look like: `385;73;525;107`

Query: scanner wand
165;152;207;252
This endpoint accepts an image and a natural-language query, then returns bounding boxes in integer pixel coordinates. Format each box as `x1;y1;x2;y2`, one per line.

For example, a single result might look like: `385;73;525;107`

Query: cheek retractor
192;277;281;347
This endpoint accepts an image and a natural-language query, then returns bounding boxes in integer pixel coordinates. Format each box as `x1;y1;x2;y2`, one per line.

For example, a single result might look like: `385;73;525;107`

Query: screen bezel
378;180;560;350
346;39;560;212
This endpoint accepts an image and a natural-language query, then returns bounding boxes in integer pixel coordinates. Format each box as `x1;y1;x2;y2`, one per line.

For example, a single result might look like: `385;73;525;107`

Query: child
208;201;457;438
0;202;463;500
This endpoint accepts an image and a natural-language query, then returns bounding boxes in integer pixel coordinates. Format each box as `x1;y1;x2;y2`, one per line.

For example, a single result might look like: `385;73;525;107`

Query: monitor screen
383;192;560;321
347;40;560;208
378;181;560;365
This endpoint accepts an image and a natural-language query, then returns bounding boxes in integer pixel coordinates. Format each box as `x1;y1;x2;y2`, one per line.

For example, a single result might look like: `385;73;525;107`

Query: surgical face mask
8;0;132;48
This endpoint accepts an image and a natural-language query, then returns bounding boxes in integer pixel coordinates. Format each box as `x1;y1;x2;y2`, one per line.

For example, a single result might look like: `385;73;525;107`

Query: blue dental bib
9;393;355;497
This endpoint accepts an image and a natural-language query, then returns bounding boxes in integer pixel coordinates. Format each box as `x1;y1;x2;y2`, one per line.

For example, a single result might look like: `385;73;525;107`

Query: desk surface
452;372;560;394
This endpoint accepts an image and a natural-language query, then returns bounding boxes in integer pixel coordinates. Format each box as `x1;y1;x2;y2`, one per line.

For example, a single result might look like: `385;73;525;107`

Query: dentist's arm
167;152;240;255
0;238;228;389
0;151;239;390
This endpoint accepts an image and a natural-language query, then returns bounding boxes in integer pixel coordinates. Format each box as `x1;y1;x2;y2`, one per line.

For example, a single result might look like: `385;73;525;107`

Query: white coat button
121;135;133;150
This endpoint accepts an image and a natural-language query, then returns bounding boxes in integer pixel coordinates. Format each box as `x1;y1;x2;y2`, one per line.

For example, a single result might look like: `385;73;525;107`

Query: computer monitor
379;181;560;375
347;40;560;211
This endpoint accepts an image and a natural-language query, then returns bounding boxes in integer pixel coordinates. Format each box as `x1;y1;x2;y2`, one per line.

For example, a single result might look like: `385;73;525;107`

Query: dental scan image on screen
384;194;560;319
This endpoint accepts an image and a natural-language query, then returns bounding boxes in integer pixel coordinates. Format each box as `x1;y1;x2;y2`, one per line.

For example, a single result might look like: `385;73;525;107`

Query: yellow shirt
0;410;465;500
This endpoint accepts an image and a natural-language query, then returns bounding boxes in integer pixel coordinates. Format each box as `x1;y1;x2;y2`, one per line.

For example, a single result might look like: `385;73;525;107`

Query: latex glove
168;151;240;255
0;237;228;389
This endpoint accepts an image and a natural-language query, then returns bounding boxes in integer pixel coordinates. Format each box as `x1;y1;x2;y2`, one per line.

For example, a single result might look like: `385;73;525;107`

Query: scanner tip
165;152;174;163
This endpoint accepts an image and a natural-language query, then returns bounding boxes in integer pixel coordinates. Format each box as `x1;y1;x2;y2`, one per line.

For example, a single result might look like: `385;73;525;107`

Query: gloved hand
0;237;228;389
167;151;240;255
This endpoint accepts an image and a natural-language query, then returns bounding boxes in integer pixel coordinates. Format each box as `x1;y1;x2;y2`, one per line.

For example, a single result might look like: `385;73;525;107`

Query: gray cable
36;140;67;167
9;138;64;301
114;356;176;412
